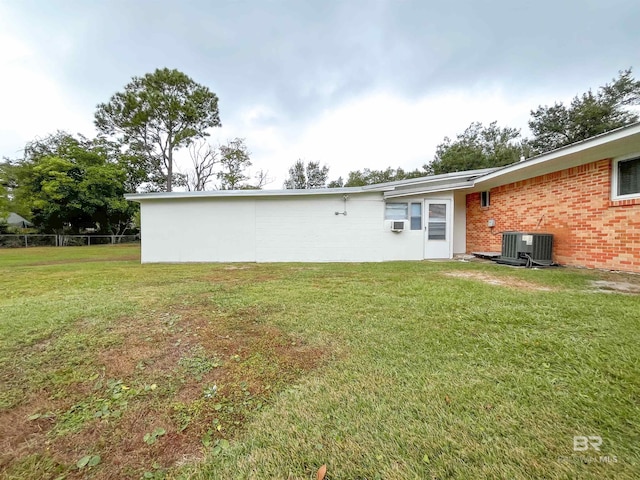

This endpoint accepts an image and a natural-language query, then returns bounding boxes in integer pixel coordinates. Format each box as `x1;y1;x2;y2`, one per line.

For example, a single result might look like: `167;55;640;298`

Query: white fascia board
125;186;369;202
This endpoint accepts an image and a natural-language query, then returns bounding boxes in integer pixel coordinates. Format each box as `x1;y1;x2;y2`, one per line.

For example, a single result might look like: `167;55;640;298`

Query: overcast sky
1;0;639;187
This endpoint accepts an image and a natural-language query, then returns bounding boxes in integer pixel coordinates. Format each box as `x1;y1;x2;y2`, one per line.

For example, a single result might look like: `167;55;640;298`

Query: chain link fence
0;234;140;248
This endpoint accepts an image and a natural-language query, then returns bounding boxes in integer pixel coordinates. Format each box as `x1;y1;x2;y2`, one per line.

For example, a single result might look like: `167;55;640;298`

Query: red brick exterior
466;158;640;272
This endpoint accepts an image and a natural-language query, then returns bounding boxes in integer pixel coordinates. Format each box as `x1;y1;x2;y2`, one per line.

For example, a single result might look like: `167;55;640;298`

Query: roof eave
383;183;473;198
474;122;640;188
124;186;375;202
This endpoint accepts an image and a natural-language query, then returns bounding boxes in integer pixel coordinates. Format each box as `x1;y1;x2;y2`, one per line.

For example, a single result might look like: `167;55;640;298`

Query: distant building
1;212;33;229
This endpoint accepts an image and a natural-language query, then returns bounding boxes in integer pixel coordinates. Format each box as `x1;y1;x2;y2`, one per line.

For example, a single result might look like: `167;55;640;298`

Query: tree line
427;68;640;176
286;68;640;189
1;68;639;234
0;68;266;234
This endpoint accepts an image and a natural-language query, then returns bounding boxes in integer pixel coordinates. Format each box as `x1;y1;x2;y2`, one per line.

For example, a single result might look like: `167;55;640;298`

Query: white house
126;169;495;263
126;123;640;271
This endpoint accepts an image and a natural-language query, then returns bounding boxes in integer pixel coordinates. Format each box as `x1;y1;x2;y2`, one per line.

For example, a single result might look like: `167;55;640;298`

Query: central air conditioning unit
497;232;553;267
391;221;405;232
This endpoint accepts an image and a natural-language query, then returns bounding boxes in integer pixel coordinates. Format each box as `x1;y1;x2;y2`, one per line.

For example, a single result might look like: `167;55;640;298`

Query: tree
95;68;221;192
0;179;11;233
306;161;329;189
529;68;640;153
11;132;137;235
217;138;252;190
85;136;151;193
341;167;428;187
327;176;344;188
247;169;272;190
283;160;329;189
284;160;306;189
186;140;218;191
0;160;18;218
0;181;8;220
427;121;527;175
182;138;267;191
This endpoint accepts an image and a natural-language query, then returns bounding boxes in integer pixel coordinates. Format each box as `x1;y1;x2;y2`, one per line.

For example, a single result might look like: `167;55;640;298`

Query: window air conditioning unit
391;221;405;232
497;232;553;267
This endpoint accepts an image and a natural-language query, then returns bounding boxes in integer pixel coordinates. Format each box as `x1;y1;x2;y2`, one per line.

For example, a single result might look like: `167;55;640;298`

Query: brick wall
466;159;640;272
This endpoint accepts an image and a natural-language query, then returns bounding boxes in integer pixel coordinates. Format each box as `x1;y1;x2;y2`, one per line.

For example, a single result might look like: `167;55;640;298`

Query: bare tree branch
253;169;274;189
186;140;219;191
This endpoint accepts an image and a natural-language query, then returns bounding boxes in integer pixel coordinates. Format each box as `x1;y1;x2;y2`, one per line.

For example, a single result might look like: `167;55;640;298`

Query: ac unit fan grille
499;232;553;266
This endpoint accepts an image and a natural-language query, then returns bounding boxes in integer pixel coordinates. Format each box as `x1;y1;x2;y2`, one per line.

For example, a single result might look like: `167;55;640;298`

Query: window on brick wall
613;155;640;199
480;191;490;207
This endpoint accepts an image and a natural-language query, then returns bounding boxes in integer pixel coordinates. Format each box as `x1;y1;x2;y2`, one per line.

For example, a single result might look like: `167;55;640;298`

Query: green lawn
1;245;639;479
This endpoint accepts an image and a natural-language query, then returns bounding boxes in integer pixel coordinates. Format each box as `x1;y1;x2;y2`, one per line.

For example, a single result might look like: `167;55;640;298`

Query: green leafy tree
0;160;15;219
284;160;329;189
12;133;137;234
306;161;329;189
529;68;640;153
284;160;306;189
95;68;221;192
342;167;428;187
0;182;9;222
428;121;527;175
217;138;253;190
327;176;344;188
0;159;32;221
90;137;152;193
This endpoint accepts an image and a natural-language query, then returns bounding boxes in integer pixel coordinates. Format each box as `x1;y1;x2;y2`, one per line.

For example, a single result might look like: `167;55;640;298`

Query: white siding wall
139;190;468;263
139;192;427;263
140;198;257;262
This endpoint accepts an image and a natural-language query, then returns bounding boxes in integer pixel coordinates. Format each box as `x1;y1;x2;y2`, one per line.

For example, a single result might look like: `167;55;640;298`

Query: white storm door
424;200;452;259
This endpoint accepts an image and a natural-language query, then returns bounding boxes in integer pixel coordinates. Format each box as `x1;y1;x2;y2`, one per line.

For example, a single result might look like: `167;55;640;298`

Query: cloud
222;86;557;186
1;0;638;189
0;6;95;156
0;41;94;157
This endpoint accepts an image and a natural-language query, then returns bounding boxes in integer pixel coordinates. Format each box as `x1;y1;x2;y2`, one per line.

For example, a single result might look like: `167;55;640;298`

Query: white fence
0;234;140;248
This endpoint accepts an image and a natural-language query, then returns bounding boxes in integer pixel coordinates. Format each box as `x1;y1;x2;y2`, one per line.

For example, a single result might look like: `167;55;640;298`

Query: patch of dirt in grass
590;280;640;294
0;404;56;469
0;370;100;471
443;271;555;291
0;304;328;479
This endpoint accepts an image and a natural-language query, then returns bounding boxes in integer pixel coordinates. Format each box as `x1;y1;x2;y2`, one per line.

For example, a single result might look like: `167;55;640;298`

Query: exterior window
385;202;408;220
617;157;640;197
410;203;422;230
481;190;490;207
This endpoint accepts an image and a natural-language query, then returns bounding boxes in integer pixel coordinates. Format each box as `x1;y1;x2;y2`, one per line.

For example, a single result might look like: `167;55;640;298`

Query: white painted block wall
139;192;428;263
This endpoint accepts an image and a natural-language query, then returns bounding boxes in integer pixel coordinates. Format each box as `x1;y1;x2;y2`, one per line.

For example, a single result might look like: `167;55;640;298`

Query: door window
428;203;447;240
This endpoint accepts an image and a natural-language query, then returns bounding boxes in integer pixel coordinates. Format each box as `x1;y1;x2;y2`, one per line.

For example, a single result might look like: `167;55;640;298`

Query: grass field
1;245;639;479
